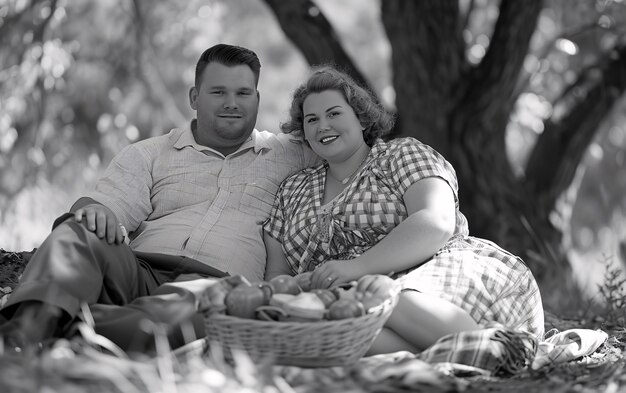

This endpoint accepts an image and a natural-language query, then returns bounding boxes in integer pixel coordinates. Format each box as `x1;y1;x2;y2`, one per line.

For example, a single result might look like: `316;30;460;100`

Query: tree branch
261;0;369;88
525;43;626;211
457;0;543;141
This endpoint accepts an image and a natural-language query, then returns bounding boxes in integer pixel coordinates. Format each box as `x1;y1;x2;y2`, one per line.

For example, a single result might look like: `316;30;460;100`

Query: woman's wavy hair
281;65;394;146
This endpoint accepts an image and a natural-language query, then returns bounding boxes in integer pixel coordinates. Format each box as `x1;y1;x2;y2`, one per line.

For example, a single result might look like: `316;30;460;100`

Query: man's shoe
0;319;31;354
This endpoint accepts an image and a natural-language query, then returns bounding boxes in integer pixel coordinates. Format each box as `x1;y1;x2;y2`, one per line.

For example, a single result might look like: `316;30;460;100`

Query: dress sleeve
388;138;460;202
263;179;288;241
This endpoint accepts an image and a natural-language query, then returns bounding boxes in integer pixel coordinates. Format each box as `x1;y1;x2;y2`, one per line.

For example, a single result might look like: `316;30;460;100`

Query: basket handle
331;281;357;291
258;282;274;302
256;305;287;321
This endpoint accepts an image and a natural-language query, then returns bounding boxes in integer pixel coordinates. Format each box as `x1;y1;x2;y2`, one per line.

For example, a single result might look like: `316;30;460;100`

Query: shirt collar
173;121;272;155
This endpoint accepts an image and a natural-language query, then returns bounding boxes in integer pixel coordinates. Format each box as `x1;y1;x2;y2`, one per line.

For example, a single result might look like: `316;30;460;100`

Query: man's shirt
87;124;317;282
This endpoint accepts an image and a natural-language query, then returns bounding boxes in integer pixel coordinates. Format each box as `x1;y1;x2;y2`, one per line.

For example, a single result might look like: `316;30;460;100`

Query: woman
263;65;544;354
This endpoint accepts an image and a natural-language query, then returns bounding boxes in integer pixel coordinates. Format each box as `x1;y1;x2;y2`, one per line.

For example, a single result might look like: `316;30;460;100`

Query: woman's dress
264;137;544;336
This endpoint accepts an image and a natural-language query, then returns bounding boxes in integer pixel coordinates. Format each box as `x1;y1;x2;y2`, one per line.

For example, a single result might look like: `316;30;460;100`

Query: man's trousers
1;216;227;352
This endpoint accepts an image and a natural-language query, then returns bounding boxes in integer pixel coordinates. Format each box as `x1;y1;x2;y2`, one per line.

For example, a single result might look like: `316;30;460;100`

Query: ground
0;249;34;287
1;249;626;393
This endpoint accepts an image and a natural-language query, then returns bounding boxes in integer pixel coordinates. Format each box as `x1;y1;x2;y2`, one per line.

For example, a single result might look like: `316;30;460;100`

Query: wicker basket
203;291;398;368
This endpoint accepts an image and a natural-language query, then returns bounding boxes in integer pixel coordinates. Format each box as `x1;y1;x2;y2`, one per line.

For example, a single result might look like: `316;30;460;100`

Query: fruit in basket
269;274;302;295
198;275;250;312
309;288;337;308
355;274;399;300
359;292;386;313
331;282;359;301
294;272;313;291
225;282;273;319
327;298;365;320
270;292;326;320
199;282;230;312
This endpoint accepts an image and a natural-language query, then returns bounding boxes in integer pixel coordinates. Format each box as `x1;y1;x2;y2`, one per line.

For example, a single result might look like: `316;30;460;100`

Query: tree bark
381;0;464;153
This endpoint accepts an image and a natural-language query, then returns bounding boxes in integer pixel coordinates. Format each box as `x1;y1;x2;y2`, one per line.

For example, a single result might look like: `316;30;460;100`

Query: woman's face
302;90;366;163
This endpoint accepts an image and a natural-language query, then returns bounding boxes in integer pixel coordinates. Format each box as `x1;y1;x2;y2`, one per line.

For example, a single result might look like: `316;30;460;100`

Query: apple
327;299;365;320
295;272;313;291
269;274;302;295
199;275;251;312
309;288;337;308
359;293;386;313
356;275;399;299
224;283;272;319
331;284;359;301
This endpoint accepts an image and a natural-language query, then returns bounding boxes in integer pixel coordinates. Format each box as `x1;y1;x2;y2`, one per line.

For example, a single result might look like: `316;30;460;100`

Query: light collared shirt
87;123;318;282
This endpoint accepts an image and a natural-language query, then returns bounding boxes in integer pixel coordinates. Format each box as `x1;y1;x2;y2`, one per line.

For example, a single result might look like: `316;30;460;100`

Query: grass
598;256;626;328
1;249;626;393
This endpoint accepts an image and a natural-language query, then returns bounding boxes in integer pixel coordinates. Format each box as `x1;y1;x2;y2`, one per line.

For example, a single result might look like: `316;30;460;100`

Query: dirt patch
0;249;33;290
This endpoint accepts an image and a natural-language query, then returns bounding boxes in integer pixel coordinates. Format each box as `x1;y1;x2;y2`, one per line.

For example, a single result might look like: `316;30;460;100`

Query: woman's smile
320;135;339;145
303;90;368;163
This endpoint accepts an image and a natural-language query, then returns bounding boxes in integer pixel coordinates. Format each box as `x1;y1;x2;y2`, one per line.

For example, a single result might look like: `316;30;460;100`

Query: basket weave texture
203;292;398;367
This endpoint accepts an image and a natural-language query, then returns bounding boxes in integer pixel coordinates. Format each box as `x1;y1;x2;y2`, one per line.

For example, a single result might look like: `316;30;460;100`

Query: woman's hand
310;259;365;289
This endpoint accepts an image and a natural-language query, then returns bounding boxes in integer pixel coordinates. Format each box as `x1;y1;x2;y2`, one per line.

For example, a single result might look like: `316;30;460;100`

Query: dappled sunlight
0;179;95;251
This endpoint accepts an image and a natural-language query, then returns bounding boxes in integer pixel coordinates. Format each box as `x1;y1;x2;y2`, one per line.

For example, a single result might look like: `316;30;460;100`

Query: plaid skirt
395;236;545;337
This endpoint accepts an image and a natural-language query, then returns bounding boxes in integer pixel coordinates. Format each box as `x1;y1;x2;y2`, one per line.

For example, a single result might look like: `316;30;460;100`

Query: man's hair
281;65;394;146
195;44;261;87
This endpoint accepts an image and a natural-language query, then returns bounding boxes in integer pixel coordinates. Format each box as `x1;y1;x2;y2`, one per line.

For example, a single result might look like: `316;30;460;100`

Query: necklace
318;149;370;243
318;197;338;243
330;150;370;185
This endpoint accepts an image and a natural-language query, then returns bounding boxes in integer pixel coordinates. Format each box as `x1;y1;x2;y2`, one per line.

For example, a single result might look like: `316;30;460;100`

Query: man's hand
73;203;127;244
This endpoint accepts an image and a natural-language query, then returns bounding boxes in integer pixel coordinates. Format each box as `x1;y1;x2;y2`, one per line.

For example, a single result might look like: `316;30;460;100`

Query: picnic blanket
273;323;610;392
353;323;608;378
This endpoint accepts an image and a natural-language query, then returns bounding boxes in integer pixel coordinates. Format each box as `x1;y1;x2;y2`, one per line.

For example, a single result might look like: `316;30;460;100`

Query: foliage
598;256;626;327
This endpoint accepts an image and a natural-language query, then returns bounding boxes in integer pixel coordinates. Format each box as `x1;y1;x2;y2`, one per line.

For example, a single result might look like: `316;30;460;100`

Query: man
0;44;317;352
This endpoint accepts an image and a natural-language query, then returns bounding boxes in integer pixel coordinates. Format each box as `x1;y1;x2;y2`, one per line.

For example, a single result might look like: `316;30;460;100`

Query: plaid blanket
356;322;608;382
417;322;538;376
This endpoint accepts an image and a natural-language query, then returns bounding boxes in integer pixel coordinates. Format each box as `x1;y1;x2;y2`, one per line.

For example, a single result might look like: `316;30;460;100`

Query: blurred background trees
1;0;625;313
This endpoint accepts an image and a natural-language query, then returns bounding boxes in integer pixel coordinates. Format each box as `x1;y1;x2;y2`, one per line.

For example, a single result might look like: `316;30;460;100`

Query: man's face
189;62;259;151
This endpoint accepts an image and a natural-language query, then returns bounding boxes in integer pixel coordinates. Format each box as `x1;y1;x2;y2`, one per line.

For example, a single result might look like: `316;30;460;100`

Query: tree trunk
380;0;564;281
381;0;464;153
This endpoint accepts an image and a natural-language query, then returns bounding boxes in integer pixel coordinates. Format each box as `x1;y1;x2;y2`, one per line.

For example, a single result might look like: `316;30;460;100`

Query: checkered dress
264;137;544;336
